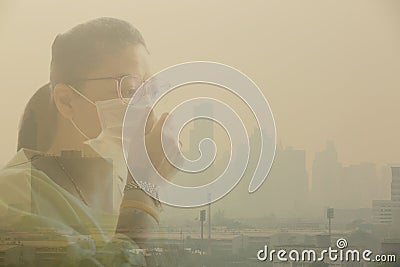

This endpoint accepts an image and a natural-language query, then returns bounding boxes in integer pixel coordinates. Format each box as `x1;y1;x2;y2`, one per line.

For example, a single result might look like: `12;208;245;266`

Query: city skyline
1;1;400;173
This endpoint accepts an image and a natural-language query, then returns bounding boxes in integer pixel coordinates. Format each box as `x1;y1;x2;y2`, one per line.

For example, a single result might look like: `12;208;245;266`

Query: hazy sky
1;0;399;173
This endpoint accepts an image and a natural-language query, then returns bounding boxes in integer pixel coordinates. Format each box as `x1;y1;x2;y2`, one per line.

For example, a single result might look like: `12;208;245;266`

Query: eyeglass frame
68;74;145;105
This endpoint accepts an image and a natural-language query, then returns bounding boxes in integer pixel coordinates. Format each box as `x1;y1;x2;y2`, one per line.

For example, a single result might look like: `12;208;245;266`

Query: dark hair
17;17;147;152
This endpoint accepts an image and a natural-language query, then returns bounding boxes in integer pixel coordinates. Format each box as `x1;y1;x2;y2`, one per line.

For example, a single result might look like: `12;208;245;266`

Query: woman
0;17;176;267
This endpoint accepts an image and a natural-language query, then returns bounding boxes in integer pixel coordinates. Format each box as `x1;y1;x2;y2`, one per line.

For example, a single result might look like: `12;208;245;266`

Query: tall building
373;200;394;224
372;165;400;235
341;162;378;208
188;103;214;160
391;166;400;201
312;141;380;210
311;141;342;208
211;133;309;218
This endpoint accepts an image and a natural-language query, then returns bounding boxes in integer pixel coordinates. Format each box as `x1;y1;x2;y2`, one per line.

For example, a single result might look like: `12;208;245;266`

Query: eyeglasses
71;74;161;105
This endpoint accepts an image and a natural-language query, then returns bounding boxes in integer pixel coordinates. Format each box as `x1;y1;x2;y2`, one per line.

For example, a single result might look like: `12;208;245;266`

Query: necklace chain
54;157;90;206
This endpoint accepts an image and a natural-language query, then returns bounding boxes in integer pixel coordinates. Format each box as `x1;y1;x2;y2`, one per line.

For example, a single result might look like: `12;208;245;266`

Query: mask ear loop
70;119;90;140
67;85;96;140
67;85;96;106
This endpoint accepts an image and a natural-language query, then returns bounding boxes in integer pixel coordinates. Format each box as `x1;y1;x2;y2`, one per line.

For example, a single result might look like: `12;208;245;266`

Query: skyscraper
372;165;400;235
188;103;214;160
391;166;400;201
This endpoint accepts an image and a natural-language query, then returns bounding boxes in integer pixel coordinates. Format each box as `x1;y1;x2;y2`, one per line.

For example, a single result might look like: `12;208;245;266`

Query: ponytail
17;83;58;152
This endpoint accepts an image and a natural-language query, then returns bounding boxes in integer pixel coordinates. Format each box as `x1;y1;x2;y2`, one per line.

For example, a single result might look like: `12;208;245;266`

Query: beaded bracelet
124;179;162;208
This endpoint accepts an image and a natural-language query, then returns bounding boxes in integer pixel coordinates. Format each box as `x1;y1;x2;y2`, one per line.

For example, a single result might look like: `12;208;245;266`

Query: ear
53;84;75;120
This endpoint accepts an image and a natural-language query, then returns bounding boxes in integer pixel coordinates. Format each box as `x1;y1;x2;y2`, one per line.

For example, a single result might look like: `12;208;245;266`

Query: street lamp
327;207;334;241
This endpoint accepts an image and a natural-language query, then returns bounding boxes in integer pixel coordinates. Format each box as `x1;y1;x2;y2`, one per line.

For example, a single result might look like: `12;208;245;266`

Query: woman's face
69;44;151;139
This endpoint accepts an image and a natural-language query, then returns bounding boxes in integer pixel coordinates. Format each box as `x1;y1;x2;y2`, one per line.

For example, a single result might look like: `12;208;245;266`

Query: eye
120;75;141;98
123;86;137;98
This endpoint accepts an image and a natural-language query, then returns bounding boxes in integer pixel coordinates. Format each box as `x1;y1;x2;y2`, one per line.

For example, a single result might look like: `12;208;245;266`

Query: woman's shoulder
0;148;58;208
0;149;42;200
0;148;44;184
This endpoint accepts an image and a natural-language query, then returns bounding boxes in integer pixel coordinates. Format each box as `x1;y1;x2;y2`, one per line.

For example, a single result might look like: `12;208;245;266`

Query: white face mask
86;99;132;213
68;86;152;212
85;99;129;175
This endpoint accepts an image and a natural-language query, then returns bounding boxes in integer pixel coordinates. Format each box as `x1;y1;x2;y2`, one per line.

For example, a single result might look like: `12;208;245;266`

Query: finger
160;136;181;181
164;135;180;163
159;157;178;181
145;109;156;134
145;113;169;168
151;112;169;137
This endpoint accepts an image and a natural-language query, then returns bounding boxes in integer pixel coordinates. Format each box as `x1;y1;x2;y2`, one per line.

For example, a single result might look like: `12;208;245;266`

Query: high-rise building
212;137;309;218
373;200;395;224
372;165;400;229
188;103;214;159
311;141;342;208
341;162;378;208
312;141;380;210
391;166;400;201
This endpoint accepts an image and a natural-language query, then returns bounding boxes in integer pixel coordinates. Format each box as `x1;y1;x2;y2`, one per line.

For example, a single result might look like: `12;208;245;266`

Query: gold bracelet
120;200;160;223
